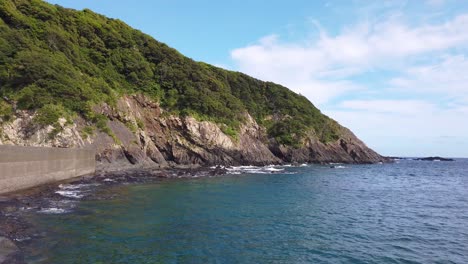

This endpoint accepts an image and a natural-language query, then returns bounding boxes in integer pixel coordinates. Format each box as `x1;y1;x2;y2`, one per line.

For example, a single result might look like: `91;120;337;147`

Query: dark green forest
0;0;340;145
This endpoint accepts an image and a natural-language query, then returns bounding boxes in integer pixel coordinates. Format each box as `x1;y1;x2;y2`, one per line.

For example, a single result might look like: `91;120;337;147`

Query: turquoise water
26;160;468;263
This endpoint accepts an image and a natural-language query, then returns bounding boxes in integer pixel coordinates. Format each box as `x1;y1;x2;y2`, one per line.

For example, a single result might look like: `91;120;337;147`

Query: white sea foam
58;183;99;190
14;237;31;242
55;183;100;199
38;207;68;214
55;190;84;199
264;167;284;172
20;206;34;211
226;165;289;174
209;164;306;175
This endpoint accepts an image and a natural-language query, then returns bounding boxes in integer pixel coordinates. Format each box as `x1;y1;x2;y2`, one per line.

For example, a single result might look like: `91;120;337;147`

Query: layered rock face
0;95;386;168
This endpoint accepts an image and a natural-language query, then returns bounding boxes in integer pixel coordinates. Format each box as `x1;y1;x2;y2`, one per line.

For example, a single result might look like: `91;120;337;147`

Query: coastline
0;160;384;263
0;164;228;264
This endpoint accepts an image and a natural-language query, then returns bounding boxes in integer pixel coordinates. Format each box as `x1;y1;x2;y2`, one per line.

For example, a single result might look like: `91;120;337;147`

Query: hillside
0;0;386;167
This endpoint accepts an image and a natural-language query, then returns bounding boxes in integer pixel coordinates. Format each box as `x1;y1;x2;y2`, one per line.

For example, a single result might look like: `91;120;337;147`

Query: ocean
23;159;468;263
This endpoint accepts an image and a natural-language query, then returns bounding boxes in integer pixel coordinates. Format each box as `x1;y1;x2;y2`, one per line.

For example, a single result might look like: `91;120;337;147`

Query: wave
329;165;347;169
38;207;69;214
58;183;100;190
55;190;84;199
209;164;315;174
55;183;100;199
225;165;293;175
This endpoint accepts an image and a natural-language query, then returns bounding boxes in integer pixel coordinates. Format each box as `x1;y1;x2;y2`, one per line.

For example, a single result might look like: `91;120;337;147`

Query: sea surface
24;159;468;263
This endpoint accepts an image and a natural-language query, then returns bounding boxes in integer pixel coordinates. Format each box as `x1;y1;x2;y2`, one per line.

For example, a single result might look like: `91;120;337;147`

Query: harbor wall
0;145;95;194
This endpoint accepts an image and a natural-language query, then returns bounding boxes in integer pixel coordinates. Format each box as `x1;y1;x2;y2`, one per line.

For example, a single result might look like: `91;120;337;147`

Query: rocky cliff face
0;94;386;169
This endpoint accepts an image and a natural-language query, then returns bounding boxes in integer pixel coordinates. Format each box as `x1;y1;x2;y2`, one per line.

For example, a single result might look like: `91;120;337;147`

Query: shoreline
0;161;378;263
0;165;228;264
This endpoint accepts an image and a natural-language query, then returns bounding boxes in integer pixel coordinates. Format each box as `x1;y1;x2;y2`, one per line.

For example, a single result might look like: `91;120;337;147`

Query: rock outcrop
416;157;454;161
0;95;387;168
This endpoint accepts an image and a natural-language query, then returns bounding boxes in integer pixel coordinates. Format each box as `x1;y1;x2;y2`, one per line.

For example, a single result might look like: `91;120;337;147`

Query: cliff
0;0;386;167
0;95;385;168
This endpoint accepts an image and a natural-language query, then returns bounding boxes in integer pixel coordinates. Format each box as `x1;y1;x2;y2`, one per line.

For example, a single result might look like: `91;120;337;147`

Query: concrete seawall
0;146;95;194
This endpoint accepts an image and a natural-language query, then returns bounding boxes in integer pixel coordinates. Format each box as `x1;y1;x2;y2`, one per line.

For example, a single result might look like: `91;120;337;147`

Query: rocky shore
1;95;388;169
0;165;229;264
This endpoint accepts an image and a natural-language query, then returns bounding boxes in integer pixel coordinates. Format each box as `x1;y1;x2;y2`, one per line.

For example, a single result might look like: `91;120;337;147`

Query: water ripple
23;159;468;263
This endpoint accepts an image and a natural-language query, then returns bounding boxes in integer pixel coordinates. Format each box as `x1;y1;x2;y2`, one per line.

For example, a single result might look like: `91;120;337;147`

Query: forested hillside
0;0;340;146
0;0;386;167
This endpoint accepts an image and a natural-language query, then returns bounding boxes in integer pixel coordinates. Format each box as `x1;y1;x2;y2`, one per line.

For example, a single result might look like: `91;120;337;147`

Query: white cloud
339;100;437;115
390;55;468;100
326;104;468;157
230;14;468;105
229;7;468;156
318;14;468;64
291;80;363;106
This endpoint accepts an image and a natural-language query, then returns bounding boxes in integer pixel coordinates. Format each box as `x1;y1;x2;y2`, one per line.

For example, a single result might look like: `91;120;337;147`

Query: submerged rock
416;157;454;161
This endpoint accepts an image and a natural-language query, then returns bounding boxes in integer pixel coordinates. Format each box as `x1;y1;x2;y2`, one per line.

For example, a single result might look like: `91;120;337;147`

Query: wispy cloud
230;3;468;156
339;100;437;115
317;14;468;65
231;13;468;106
390;55;468;101
325;107;468;157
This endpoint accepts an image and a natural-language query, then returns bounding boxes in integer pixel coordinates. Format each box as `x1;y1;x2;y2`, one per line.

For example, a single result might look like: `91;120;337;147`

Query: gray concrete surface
0;145;95;194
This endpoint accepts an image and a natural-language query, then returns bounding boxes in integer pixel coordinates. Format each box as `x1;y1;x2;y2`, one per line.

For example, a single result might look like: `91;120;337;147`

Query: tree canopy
0;0;340;145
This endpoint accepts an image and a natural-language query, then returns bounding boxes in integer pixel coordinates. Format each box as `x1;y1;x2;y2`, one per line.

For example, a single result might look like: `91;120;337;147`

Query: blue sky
45;0;468;157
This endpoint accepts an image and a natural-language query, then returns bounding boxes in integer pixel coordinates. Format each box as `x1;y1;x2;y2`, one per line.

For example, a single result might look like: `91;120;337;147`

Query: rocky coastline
415;156;455;161
0;96;389;263
0;152;393;263
0;164;236;263
0;95;389;262
1;95;389;170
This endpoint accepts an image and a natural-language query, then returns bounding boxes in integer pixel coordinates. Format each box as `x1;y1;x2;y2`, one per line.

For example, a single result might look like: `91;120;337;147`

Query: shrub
33;104;67;127
136;118;145;129
0;100;13;122
81;125;95;139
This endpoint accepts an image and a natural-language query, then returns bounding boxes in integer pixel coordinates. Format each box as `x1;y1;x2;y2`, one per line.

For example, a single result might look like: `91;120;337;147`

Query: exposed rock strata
0;95;387;167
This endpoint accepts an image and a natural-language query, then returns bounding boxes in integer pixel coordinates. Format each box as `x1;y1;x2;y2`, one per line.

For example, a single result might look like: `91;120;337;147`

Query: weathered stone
0;95;387;171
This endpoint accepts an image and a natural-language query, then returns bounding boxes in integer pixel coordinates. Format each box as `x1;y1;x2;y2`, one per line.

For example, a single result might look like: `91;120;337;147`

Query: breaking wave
211;165;302;175
55;184;100;199
38;207;69;214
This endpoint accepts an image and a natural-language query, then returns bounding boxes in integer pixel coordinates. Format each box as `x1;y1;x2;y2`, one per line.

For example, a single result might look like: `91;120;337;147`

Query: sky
45;0;468;157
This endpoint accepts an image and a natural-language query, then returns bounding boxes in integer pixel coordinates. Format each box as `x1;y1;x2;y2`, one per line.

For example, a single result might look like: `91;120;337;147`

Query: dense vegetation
0;0;340;145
